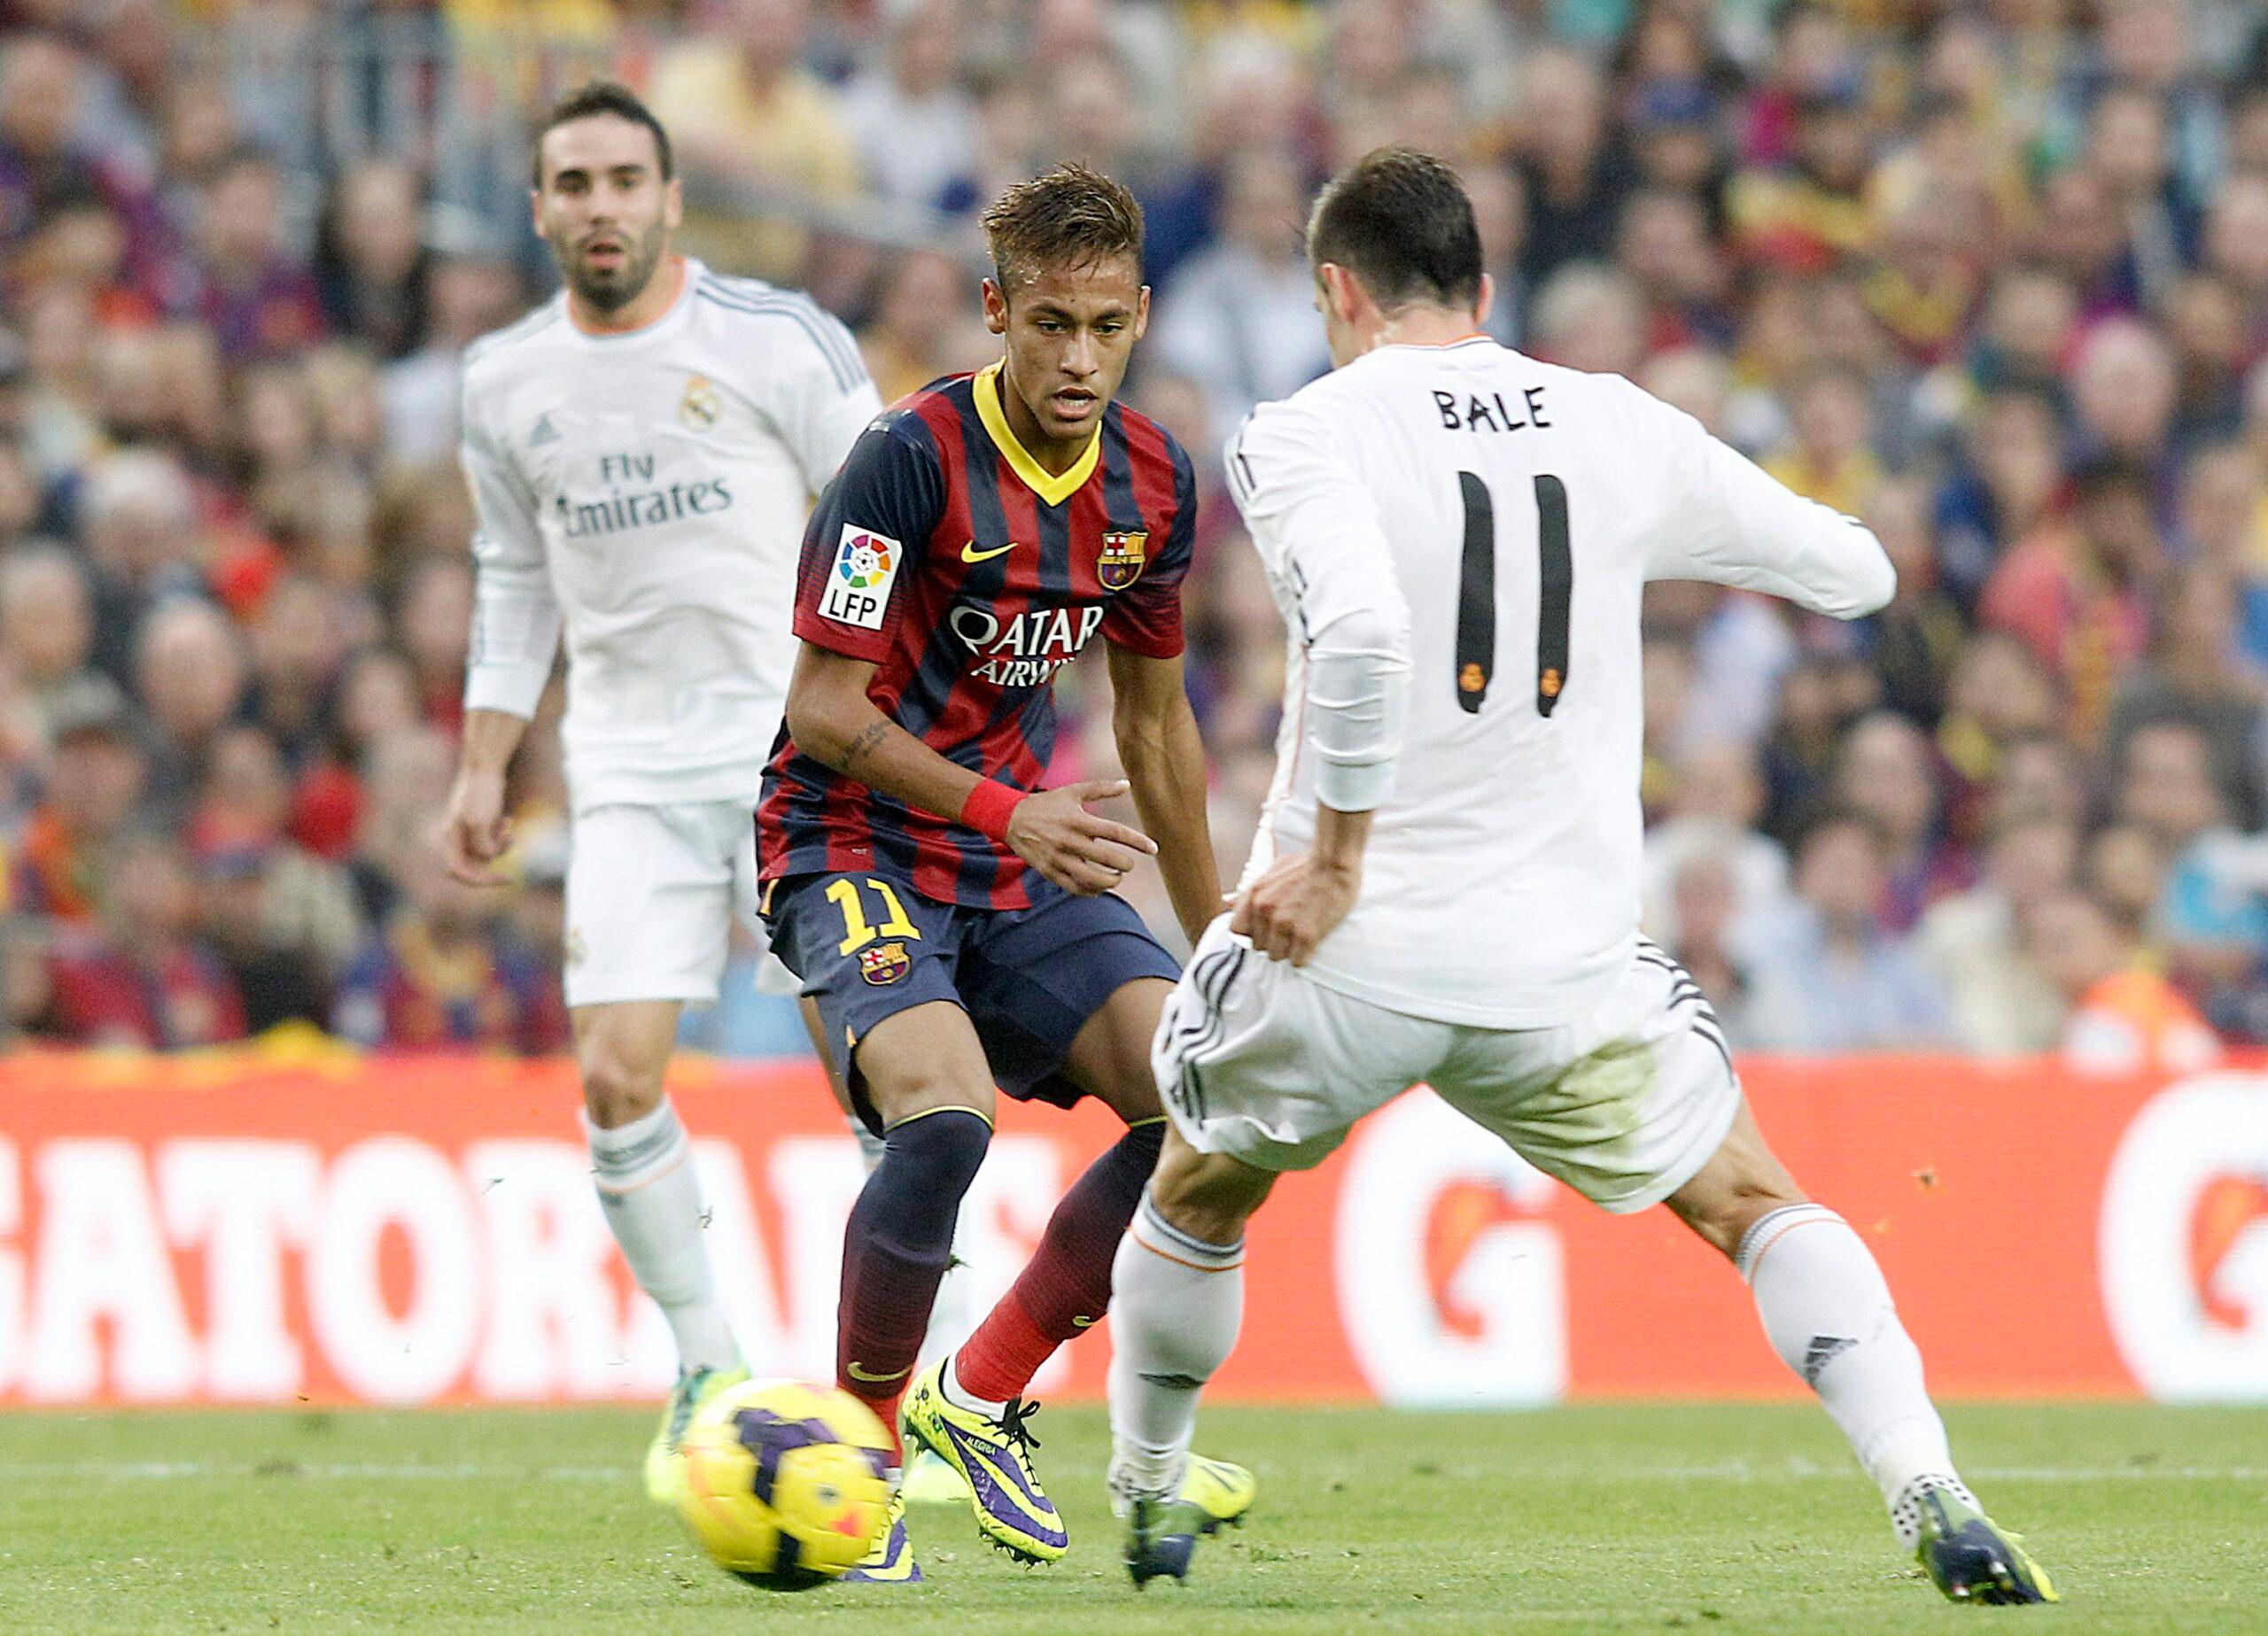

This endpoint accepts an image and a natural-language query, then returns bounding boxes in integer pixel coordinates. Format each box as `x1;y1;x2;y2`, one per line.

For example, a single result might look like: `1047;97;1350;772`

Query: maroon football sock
954;1118;1164;1404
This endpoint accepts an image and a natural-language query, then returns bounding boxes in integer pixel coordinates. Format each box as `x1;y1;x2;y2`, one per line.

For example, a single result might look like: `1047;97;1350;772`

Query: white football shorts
1153;919;1741;1212
562;801;797;1009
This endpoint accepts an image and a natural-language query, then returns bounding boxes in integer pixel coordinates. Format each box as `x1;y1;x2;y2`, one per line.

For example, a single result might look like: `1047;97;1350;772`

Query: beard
561;222;666;314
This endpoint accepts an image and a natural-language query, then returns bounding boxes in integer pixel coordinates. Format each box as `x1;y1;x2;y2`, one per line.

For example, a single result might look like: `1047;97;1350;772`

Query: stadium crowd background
3;0;2267;1073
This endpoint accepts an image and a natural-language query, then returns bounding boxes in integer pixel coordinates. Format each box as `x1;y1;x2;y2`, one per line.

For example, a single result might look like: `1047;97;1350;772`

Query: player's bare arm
1231;804;1371;965
1106;645;1219;942
442;708;532;886
783;641;1156;896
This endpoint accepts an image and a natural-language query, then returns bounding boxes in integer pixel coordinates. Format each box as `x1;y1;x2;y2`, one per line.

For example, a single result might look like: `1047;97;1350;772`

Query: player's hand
440;765;514;887
1006;779;1158;896
1230;851;1361;965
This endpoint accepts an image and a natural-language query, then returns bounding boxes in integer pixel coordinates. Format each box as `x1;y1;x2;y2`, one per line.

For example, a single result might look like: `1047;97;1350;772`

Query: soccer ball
672;1378;895;1590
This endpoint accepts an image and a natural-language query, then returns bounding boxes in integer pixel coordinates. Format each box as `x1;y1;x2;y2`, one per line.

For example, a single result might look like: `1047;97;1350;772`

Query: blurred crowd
4;0;2268;1072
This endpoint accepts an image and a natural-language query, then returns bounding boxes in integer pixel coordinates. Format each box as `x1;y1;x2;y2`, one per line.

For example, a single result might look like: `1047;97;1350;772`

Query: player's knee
1149;1141;1272;1247
578;1036;668;1128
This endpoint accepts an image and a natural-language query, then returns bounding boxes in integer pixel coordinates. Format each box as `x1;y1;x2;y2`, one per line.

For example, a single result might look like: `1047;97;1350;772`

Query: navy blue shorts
762;871;1181;1133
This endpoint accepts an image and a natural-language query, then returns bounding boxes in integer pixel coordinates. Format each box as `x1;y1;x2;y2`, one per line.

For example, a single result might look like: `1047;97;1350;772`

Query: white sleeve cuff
1314;755;1398;813
462;661;550;719
1304;628;1409;815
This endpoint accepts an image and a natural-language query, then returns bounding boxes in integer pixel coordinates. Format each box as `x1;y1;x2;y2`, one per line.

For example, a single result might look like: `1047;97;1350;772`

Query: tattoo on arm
840;718;892;775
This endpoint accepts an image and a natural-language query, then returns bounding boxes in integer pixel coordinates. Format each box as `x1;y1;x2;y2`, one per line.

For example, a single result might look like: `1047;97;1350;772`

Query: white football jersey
1229;337;1893;1028
460;259;882;809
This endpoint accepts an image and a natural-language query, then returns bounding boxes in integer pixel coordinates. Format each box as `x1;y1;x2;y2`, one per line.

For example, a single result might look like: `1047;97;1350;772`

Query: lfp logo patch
819;524;901;630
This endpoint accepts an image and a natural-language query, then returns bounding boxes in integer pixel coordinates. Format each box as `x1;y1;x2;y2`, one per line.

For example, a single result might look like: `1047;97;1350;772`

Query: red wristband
960;779;1024;842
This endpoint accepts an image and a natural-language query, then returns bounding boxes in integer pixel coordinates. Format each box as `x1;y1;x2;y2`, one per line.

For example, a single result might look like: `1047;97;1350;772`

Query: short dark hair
982;164;1145;293
1307;147;1482;313
532;81;672;190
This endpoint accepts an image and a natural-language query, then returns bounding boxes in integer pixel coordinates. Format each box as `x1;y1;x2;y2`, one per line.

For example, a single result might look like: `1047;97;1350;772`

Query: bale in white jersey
1225;337;1892;1034
1161;318;1891;1190
1110;151;2054;1607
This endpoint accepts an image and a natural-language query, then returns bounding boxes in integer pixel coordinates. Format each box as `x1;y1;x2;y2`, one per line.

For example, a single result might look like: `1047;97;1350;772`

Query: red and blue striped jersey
757;363;1198;909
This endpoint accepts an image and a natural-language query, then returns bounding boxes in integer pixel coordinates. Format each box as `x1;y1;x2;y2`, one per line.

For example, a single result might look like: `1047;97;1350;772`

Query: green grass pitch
3;1401;2263;1632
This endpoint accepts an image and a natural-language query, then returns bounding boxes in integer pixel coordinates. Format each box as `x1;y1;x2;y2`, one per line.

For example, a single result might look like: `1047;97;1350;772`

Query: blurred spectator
1512;48;1629;286
1915;812;2075;1057
78;447;205;678
858;247;989;404
1641;740;1791;951
315;160;428;362
1980;457;2159;738
12;676;144;925
838;0;979;213
331;842;566;1054
647;0;861;281
1831;711;1972;931
393;555;472;733
2114;719;2268;1029
43;828;246;1049
1744;810;1954;1052
1153;148;1332;452
190;724;360;1033
2026;887;2223;1076
0;544;96;725
2101;566;2265;828
134;599;250;818
177;146;326;361
1763;364;1881;516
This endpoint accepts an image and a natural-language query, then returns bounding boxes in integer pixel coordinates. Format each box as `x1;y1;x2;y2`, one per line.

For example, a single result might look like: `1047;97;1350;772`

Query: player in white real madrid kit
441;83;881;1500
1107;151;2055;1606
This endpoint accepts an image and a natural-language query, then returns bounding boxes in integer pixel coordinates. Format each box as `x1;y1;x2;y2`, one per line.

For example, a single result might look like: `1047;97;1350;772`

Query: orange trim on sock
1134;1236;1244;1274
590;1151;688;1198
1743;1211;1838;1279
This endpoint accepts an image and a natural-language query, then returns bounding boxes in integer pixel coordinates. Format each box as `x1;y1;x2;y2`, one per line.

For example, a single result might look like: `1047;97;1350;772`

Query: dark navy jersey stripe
1099;407;1146;535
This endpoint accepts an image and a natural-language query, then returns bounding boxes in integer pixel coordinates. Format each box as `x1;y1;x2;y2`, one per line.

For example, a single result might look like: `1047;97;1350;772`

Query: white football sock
1106;1190;1244;1504
586;1099;740;1376
1737;1204;1972;1546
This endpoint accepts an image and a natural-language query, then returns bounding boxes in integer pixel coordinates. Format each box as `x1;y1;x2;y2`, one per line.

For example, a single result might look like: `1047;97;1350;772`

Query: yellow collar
974;361;1100;508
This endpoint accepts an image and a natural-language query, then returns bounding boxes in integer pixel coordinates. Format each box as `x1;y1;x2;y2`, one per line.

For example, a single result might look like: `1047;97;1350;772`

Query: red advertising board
3;1051;2264;1406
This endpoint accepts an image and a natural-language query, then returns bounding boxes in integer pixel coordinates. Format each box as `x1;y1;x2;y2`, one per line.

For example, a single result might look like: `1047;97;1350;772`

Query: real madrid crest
679;374;721;430
1098;529;1148;591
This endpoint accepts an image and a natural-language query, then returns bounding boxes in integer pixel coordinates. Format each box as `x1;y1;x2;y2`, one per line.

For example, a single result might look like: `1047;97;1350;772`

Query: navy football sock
835;1107;991;1440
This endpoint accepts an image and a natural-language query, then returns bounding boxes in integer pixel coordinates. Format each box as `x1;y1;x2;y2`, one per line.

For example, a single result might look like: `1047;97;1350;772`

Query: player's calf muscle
1665;1104;1808;1259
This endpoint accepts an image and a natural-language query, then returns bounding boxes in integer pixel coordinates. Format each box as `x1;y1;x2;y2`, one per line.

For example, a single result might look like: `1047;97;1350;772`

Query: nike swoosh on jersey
960;540;1016;563
847;1361;914;1384
1070;1315;1098;1328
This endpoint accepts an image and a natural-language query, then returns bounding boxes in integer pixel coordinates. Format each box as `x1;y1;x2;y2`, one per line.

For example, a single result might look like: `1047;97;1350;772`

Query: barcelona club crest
1097;530;1148;591
679;374;721;430
858;942;912;985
